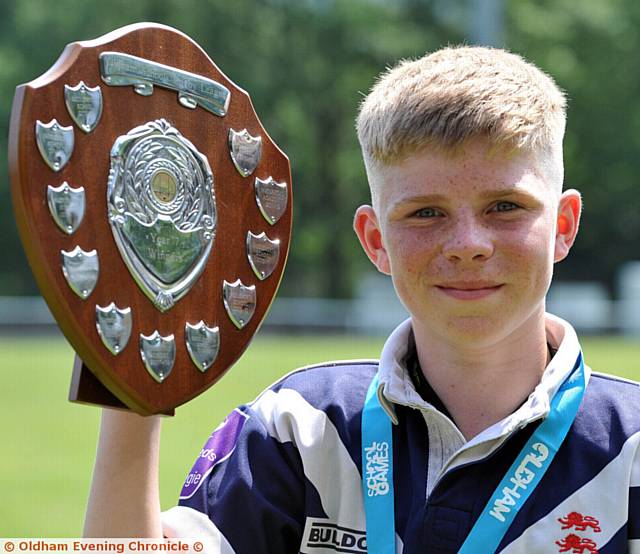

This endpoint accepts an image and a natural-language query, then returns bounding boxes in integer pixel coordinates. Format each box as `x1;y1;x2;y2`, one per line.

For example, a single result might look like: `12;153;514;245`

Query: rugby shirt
162;314;640;553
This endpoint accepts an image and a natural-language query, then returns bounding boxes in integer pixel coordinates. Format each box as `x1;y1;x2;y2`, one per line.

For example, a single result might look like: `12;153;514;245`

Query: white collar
376;313;588;448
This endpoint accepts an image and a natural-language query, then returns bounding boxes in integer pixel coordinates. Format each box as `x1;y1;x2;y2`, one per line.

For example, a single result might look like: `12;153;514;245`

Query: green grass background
1;333;639;537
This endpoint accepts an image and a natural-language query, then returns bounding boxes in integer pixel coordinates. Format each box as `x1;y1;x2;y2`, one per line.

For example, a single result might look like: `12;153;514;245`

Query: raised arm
83;408;163;537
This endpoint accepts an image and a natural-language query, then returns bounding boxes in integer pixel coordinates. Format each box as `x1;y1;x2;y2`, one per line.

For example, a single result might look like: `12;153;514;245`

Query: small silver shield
139;331;175;383
61;246;99;299
36;119;74;172
229;128;262;177
222;279;256;329
96;303;132;355
185;321;220;372
246;231;280;280
64;81;103;133
47;182;85;234
255;177;287;225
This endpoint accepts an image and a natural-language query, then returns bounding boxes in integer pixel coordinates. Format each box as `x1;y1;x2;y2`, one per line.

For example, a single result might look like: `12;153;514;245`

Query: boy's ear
353;205;391;275
554;189;582;263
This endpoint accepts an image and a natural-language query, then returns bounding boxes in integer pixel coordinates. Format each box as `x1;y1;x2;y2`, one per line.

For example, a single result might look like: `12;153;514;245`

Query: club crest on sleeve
558;512;601;533
555;534;598;553
179;408;249;500
555;511;600;553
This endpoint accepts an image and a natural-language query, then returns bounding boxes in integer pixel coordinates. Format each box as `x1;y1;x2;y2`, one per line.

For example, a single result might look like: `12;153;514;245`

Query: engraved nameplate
64;81;103;133
47;182;85;234
36;119;74;172
139;331;175;383
223;279;256;329
229;128;262;177
61;246;99;299
96;303;132;355
185;321;220;372
246;231;280;280
100;51;231;117
255;176;287;225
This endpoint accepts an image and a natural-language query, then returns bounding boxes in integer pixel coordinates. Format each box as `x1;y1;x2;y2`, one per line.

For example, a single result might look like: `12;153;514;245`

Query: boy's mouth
435;282;504;300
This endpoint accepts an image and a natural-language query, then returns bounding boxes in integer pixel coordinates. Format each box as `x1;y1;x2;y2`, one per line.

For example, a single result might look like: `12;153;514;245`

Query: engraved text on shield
255;176;287;225
223;279;256;329
36;119;74;172
139;331;176;382
107;119;216;312
64;81;103;133
100;52;231;117
47;182;85;234
61;246;99;299
185;321;220;371
96;302;132;355
229;128;262;177
246;231;280;280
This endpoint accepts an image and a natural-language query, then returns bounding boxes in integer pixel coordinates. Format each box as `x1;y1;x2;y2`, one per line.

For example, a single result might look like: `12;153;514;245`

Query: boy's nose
442;219;494;262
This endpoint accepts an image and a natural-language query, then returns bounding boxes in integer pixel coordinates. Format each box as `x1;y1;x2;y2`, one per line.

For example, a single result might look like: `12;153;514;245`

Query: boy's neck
412;310;550;441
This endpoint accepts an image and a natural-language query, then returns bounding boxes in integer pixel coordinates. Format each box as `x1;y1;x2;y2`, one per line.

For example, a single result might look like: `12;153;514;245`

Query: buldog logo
301;518;366;554
555;534;599;553
558;512;601;533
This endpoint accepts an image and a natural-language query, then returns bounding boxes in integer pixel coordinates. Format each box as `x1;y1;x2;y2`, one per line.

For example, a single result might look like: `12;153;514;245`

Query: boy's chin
443;317;508;346
415;312;527;349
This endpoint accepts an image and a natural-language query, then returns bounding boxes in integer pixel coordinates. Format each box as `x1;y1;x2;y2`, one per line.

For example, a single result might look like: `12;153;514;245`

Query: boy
85;46;640;553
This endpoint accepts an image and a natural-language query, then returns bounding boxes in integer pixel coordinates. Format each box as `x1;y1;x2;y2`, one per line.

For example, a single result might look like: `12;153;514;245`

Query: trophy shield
9;23;292;415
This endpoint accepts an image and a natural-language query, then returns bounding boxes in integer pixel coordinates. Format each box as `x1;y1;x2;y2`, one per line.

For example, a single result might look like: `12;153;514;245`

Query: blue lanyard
361;353;585;554
361;373;396;554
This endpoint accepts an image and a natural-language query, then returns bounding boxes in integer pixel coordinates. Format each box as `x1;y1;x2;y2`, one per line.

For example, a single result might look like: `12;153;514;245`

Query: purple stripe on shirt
179;408;250;500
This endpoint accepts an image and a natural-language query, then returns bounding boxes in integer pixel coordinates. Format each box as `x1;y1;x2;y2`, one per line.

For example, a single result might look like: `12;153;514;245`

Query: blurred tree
1;0;453;298
1;0;637;300
507;0;640;293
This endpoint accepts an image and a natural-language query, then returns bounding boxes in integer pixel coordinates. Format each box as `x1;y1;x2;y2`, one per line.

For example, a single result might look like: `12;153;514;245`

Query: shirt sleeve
162;405;306;553
629;436;640;552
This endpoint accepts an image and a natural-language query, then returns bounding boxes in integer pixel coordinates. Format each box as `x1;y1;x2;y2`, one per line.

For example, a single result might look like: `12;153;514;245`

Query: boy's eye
413;207;443;218
491;201;520;213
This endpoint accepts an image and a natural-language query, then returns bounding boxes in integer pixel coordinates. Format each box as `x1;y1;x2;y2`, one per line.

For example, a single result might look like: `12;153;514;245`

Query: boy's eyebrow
390;186;538;208
386;194;447;215
391;193;449;206
478;186;540;200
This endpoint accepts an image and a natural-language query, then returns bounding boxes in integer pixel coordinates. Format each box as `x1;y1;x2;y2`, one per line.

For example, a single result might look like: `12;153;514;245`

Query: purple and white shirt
162;314;640;553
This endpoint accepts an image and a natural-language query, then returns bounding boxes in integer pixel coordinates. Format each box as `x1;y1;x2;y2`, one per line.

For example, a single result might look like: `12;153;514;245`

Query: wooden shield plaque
9;23;292;415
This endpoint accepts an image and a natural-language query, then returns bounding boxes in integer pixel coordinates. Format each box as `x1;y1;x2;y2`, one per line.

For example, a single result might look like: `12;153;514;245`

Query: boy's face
354;139;581;348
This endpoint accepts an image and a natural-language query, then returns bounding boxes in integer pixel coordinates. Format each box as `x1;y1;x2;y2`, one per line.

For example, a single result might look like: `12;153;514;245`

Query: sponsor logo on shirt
301;518;367;554
489;442;549;522
179;408;249;500
364;440;390;497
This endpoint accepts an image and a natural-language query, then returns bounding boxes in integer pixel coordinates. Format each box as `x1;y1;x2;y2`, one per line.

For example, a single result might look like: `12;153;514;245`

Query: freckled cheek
386;233;440;275
500;231;554;287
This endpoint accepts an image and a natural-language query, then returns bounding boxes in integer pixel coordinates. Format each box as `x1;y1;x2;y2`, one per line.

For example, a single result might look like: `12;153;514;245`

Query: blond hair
356;46;566;166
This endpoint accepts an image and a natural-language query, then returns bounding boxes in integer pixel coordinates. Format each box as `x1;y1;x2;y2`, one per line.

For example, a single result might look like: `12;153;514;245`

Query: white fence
1;262;639;336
